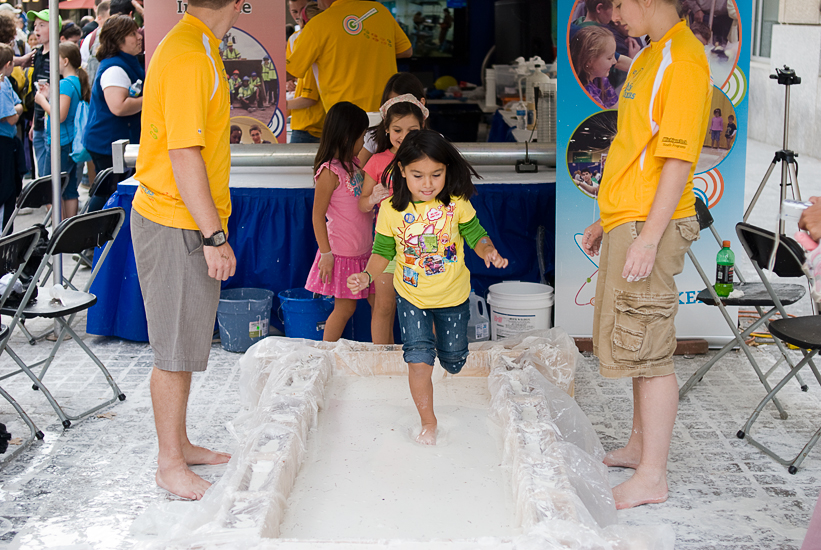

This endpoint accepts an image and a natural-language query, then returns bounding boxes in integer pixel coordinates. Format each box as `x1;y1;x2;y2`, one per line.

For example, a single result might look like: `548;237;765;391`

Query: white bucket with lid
486;282;554;340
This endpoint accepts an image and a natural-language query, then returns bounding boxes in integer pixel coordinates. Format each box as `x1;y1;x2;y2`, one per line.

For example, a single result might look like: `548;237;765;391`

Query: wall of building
747;0;821;157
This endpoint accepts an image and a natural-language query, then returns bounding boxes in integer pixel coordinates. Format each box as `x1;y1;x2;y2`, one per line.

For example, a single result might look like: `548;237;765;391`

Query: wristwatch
203;230;227;247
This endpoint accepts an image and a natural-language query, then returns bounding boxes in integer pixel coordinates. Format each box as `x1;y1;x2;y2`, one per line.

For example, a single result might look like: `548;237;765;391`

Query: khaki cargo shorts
593;216;700;379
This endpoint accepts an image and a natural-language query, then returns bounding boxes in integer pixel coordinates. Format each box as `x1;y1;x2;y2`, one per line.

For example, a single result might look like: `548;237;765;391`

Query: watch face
206;231;226;246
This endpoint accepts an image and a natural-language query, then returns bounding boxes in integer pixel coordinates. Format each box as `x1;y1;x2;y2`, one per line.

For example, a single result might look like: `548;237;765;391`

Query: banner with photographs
556;0;750;344
145;1;286;142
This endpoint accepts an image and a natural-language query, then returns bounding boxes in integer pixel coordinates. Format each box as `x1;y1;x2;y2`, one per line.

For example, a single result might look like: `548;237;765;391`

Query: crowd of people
0;0;145;225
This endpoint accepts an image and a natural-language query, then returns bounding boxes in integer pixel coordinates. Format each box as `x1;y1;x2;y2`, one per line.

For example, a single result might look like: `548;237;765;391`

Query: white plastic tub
487;282;554;340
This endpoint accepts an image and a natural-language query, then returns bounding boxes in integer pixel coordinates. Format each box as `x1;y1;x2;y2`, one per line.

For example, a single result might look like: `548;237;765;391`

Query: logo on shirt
661;137;688;149
622;82;636;100
343;7;377;35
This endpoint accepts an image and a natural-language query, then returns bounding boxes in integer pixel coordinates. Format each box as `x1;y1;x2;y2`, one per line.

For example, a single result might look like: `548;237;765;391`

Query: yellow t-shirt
132;13;232;231
287;31;325;138
286;0;411;112
376;198;476;309
597;21;712;233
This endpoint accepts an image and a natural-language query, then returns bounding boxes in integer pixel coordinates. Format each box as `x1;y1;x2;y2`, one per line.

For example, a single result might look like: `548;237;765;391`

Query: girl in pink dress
305;102;374;341
358;94;428;344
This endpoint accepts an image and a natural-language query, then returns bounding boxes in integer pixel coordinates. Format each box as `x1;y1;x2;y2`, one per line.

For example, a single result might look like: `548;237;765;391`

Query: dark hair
581;168;591;174
250;125;261;133
368;72;426;147
714;108;722;116
373;102;425;154
230;125;241;133
0;12;15;44
60;22;82;41
387;130;479;211
59;42;91;102
315;102;369;180
97;15;138;60
0;43;12;69
728;114;735;120
109;0;135;16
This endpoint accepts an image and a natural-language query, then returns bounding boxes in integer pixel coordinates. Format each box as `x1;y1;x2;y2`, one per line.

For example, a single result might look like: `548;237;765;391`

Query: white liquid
278;376;517;540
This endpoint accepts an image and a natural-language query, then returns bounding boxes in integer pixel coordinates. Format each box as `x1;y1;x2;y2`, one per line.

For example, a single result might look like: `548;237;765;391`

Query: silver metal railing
112;140;556;172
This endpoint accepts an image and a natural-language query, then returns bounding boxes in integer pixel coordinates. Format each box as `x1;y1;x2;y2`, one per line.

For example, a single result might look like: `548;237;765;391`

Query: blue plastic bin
217;288;274;352
279;288;334;340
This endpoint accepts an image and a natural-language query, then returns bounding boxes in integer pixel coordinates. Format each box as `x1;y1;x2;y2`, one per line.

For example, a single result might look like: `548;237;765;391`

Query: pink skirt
305;250;375;300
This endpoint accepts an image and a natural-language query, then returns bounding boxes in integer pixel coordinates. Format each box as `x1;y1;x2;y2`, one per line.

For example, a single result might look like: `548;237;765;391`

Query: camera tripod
744;66;803;234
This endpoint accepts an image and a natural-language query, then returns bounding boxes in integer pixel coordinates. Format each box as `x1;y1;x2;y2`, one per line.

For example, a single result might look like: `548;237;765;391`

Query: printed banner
556;1;751;344
144;0;286;142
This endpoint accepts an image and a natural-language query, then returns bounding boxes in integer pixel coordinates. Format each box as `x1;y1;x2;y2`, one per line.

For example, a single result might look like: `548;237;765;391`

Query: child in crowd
34;42;89;219
570;26;619;109
359;72;426;165
348;130;508;445
305;101;375;341
0;43;24;228
710;108;723;148
725;114;736;149
358;94;427;344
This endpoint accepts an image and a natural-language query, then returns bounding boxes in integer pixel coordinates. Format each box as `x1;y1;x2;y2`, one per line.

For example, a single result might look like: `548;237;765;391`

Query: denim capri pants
396;295;470;374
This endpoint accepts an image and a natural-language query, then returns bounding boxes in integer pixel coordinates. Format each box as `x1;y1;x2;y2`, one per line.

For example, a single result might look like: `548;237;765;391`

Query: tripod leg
788;161;800;202
745;160;778;223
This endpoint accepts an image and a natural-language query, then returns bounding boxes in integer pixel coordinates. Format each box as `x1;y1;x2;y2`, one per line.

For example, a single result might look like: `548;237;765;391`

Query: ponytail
77;67;91;102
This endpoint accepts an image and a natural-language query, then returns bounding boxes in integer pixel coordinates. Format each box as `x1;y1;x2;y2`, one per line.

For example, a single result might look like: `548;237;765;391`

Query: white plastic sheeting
135;330;674;549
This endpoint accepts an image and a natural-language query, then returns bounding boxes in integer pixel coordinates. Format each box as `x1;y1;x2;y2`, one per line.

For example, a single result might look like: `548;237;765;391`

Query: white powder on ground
278;375;518;540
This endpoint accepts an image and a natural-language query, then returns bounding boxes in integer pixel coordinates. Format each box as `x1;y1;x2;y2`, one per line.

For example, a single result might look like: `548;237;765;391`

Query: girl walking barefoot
305;102;374;341
358;94;427;344
348;130;508;445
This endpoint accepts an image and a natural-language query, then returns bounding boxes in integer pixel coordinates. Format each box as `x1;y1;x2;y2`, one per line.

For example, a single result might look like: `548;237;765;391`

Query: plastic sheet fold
135;329;673;550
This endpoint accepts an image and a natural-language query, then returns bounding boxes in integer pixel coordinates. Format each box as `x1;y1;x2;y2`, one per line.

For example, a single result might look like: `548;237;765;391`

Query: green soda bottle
714;240;735;297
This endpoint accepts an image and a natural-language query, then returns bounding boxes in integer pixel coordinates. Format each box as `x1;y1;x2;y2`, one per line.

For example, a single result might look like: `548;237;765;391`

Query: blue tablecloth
87;182;555;342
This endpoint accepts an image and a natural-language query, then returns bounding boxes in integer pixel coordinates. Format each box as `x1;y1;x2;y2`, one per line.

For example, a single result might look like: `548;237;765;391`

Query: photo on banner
144;0;286;141
695;85;738;173
566;110;618;199
567;0;742;110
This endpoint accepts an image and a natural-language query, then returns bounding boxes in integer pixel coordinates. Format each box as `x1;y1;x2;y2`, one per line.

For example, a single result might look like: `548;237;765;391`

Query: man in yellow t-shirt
130;0;241;502
286;0;412;113
261;56;277;104
286;27;325;142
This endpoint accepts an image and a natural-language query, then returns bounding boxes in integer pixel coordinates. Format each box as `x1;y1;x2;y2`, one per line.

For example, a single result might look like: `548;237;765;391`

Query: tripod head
771;66;801;86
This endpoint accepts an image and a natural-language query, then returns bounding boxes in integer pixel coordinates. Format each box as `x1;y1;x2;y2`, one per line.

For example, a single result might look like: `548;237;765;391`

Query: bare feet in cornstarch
603;446;640;469
156;464;212;500
416;423;437;445
183;442;231;465
612;474;668;510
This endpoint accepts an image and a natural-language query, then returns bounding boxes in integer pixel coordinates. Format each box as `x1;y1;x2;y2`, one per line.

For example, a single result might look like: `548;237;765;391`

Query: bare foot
603;446;641;469
155;464;212;500
612;474;668;510
415;424;437;445
182;442;231;466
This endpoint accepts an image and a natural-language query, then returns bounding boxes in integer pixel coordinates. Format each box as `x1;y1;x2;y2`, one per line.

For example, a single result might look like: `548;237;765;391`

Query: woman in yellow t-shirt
581;0;712;510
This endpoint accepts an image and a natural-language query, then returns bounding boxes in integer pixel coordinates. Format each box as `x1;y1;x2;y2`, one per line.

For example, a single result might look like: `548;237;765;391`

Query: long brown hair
570;26;614;86
96;14;139;61
314;102;369;180
59;42;91;102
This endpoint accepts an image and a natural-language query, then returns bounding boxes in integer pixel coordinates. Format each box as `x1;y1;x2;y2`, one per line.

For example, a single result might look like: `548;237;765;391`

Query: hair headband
380;93;429;121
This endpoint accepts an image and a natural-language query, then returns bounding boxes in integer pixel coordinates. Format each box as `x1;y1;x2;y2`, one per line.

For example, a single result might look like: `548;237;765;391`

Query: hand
622;235;657;282
347;272;369;293
484;248;509;269
36;82;49;98
286;80;296;93
627;37;641;59
203;242;236;281
131;0;145;15
799;196;821;242
19;51;34;68
581;221;603;256
318;252;334;284
369;185;391;206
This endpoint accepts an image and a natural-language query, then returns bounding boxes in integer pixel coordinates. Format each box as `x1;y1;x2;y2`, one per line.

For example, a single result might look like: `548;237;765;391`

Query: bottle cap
723;240;731;247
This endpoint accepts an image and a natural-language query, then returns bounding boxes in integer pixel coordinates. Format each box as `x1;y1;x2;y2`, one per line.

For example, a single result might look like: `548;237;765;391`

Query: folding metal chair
65;167;116;287
678;205;811;420
737;315;821;473
0;209;127;428
0;173;69;237
0;227;48;465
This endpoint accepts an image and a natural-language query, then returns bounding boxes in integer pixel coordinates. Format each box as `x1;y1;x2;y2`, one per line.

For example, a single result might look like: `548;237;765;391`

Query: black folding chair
678;203;811;419
737;315;821;473
0;209;127;428
0;227;48;465
0;173;69;237
65;167;117;285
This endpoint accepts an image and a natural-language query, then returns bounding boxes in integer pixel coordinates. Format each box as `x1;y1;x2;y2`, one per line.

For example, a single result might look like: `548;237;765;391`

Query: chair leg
0;385;44;468
738;350;821;473
3;345;72;428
